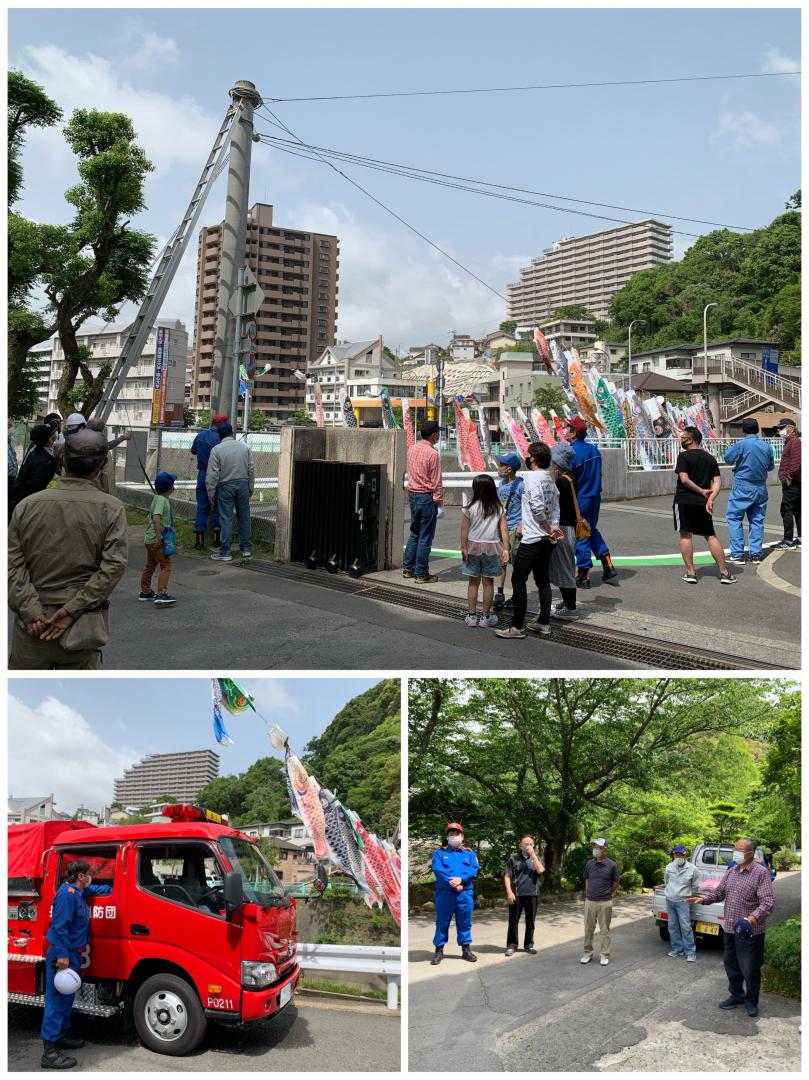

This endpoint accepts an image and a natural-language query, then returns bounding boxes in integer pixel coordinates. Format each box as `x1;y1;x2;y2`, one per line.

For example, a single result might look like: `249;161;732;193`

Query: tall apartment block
507;218;673;324
113;750;220;808
190;203;339;425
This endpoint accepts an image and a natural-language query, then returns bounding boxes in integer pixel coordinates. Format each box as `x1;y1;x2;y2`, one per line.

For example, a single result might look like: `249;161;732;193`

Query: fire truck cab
8;806;302;1055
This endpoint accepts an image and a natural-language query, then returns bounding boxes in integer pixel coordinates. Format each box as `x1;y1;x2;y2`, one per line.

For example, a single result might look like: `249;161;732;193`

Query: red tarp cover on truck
8;821;94;879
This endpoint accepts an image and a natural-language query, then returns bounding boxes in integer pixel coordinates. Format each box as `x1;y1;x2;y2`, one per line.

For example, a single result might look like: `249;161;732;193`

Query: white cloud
761;45;799;75
117;23;180;75
713;109;782;151
8;695;140;815
250;681;302;720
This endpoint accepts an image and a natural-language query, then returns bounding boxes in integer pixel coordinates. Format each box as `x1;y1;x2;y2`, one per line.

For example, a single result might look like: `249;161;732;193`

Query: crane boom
96;101;243;422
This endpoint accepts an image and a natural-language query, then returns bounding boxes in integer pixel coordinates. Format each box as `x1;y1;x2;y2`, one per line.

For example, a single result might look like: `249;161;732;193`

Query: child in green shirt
140;472;177;605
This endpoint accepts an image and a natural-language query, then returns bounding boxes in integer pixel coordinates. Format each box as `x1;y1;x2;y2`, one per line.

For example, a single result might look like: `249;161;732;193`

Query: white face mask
592;848;603;858
675;858;685;866
731;851;746;864
780;429;790;439
447;835;462;849
521;845;531;856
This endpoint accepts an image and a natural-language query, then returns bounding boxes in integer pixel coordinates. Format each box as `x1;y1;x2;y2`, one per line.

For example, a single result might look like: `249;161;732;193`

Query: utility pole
210;79;262;420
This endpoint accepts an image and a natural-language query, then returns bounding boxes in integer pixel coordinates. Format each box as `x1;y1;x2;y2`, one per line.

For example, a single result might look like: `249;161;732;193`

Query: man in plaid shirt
686;837;775;1016
403;420;444;583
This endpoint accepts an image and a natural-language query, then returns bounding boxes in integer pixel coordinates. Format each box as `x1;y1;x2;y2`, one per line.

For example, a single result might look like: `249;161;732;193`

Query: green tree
9;91;155;417
248;408;266;431
196;408;212;429
758;690;800;841
409;678;775;889
8;70;63;206
532;383;569;415
785;189;801;210
499;320;517;335
708;802;748;845
182;405;197;427
290;408;315;427
550;305;594;321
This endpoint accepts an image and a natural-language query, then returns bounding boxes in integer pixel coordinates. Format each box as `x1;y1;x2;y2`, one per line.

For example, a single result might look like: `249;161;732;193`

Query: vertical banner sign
158;327;170;420
151;327;165;425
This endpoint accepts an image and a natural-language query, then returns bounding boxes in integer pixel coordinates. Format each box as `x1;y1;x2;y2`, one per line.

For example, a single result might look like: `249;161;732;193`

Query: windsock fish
549;410;568;442
286;751;328;860
516;406;540;444
340;389;358;428
401;397;415;448
549;339;569;389
381;840;401;885
531;408;556;445
591;369;627;439
468;394;494;466
350;812;401;926
268;725;303;821
314;381;325;428
567;348;606;433
318;788;381;907
533;327;554;374
379;388;398;430
501;412;530;458
453;399;487;471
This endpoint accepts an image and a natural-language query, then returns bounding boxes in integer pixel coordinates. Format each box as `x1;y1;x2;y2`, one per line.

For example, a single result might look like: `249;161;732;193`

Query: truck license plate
695;921;720;935
279;983;292;1009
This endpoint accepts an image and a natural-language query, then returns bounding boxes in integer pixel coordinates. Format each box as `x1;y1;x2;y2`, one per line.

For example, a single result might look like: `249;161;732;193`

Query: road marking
756;548;801;598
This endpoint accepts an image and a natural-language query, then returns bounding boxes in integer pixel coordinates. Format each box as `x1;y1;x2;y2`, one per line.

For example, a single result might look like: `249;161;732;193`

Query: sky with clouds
9;7;801;349
8;677;386;814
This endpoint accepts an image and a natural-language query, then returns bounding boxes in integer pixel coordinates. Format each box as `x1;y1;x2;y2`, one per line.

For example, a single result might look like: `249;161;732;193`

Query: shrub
773;848;800;871
619;869;644;893
634;849;669;887
562;844;595;886
764;916;801;999
558;876;578;893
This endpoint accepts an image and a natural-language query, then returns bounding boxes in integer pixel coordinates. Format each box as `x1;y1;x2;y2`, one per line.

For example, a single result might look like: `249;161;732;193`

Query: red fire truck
8;805;313;1055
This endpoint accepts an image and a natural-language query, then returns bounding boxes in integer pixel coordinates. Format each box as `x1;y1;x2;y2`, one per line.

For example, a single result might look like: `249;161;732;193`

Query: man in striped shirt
404;420;443;583
686;837;775;1017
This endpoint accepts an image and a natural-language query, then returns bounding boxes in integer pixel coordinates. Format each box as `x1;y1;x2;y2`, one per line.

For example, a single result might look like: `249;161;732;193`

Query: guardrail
297;943;401;1010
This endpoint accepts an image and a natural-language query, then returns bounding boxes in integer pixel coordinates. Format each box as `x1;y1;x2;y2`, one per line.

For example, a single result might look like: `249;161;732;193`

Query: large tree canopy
409;678;790;888
8;71;156;418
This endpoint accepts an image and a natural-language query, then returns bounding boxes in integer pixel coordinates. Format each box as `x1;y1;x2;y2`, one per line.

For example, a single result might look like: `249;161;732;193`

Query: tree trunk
55;318;111;419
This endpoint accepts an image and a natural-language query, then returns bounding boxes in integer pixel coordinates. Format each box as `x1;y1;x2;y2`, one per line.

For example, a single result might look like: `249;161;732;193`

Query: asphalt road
8;996;400;1072
408;871;800;1072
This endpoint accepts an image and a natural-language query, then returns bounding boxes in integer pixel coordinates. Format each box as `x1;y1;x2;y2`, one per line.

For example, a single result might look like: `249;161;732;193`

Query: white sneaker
550;602;578;620
464;614;479;627
600;957;610;966
580;955;592;964
478;613;499;628
686;955;696;963
667;950;683;958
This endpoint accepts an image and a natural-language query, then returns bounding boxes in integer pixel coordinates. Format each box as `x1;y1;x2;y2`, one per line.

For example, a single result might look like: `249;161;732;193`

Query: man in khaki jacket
8;429;128;669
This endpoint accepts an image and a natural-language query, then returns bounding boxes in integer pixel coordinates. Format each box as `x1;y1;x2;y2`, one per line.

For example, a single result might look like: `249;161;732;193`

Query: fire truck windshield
219;837;286;905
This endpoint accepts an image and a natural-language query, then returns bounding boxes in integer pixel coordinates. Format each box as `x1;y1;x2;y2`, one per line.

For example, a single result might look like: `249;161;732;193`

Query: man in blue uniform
723;418;775;565
41;860;113;1070
431;822;479;965
190;412;228;548
564;417;617;587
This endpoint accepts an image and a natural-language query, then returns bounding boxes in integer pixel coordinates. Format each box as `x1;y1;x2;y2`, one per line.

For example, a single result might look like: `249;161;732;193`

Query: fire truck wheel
133;974;207;1056
658;924;670;942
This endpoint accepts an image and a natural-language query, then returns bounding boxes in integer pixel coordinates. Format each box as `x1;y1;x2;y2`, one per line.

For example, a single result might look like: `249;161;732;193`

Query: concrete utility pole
210;79;262;419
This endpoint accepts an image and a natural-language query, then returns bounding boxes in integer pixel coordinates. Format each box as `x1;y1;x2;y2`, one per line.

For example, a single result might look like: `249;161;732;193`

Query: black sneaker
430;948;444;965
461;945;478;963
773;539;794;550
602;566;618;582
41;1048;77;1070
525;947;537;955
719;996;745;1009
505;946;516;957
154;593;177;606
749;554;763;564
504;596;514;610
576;572;591;589
492;593;505;612
138;591;156;601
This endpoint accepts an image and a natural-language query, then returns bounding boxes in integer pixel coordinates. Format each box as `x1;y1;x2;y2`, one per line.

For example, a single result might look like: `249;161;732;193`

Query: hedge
763;915;800;999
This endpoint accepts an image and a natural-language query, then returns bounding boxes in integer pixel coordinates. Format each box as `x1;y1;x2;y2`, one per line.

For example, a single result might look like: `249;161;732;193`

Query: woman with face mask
430;823;480;965
663;845;700;962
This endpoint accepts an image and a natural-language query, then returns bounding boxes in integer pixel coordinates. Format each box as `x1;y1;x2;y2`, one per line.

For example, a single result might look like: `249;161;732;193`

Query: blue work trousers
217;480;252;555
726;481;768;557
194;470;219;532
404;492;438;577
433;888;474;948
575;496;610;569
40;949;81;1042
666;899;696;958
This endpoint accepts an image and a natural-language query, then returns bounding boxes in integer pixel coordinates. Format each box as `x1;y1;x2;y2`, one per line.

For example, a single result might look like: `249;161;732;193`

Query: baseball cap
565;416;588;435
591;838;607;848
155;471;176;494
496;453;521;472
212;412;229;424
65;412;87;430
741;417;759;433
446;822;464;833
776;417;797;429
217;422;234;438
672;844;687;855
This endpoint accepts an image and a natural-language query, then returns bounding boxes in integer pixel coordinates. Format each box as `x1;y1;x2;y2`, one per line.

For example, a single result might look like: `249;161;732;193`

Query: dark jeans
511;538;553;629
404;492;438;576
780;482;801;540
723;931;765;1005
194;469;219;532
507;895;538;949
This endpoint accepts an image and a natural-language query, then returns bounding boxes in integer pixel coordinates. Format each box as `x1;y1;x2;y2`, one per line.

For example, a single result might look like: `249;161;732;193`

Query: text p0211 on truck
8;805;322;1055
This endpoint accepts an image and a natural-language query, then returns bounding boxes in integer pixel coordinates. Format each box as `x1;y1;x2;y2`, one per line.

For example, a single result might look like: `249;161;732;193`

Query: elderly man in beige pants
580;838;620;967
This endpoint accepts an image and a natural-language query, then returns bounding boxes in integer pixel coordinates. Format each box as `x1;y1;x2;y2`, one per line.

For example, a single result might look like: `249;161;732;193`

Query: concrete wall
275;427;407;568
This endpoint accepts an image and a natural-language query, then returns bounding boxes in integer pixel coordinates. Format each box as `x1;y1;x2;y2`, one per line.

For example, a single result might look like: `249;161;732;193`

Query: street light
627;319;646;392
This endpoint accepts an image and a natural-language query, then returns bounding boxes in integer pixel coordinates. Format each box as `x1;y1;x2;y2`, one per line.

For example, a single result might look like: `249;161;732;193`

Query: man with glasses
673;426;736;585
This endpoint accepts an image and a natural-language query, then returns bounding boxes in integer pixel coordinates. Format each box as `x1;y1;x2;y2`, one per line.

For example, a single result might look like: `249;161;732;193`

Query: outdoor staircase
692;353;801;421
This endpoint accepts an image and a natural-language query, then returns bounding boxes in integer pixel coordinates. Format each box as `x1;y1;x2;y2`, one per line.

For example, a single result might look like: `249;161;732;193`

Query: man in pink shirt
404;420;444;583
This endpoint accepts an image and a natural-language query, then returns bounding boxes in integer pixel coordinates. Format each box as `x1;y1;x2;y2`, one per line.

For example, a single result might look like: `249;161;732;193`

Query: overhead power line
263;69;800;103
256;129;756;233
257;105;508;301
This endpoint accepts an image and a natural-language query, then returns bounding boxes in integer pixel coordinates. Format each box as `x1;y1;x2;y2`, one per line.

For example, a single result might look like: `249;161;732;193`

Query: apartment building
41;319;188;429
112;750;220;808
190;202;339;426
507;219;673;323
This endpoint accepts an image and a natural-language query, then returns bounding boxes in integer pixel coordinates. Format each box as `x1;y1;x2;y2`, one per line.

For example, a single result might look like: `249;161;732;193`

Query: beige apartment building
507;218;673;323
113;750;220;808
190;202;339;425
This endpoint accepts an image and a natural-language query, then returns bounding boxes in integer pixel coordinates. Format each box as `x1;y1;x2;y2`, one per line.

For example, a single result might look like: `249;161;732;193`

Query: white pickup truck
652;843;772;944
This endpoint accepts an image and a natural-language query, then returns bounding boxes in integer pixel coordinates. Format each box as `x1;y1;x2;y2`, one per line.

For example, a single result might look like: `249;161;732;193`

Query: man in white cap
580;839;619;966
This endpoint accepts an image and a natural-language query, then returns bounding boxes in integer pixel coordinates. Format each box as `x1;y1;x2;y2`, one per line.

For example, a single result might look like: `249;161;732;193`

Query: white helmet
54;967;81;995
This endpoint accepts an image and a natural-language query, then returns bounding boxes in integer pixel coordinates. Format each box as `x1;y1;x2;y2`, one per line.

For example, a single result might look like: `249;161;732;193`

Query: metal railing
692;353;801;411
297;943;401;1010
